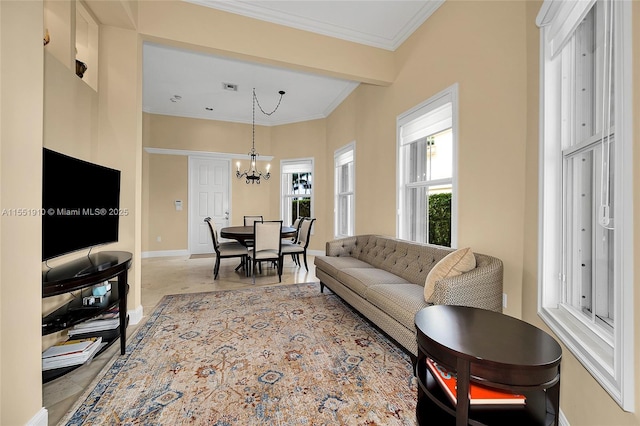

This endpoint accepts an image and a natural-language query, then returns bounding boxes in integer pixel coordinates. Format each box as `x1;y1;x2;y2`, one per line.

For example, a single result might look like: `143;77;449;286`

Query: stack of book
68;307;120;341
426;358;526;407
42;337;102;371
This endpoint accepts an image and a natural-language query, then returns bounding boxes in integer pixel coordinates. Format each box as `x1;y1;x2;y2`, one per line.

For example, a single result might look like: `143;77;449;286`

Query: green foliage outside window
429;192;451;247
292;198;311;221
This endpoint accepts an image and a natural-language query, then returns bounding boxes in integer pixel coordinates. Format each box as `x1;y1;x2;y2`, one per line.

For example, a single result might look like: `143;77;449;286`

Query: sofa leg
320;282;325;293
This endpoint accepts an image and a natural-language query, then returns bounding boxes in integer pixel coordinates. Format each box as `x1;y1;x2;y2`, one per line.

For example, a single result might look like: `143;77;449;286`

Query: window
281;159;313;226
397;84;457;247
334;143;355;238
537;0;633;410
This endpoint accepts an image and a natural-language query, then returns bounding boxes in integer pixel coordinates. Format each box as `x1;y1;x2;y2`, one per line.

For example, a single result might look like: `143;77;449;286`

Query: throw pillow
424;247;476;302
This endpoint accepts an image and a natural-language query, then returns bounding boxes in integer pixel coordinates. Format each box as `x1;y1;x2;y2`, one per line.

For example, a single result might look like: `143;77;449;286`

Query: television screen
42;148;121;261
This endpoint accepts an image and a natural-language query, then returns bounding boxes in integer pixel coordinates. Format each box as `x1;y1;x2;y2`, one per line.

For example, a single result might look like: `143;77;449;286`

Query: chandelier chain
253;88;285;116
236;88;285;184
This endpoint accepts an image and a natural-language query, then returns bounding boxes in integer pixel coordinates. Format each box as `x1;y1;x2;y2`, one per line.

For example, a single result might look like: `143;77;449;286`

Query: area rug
60;283;417;425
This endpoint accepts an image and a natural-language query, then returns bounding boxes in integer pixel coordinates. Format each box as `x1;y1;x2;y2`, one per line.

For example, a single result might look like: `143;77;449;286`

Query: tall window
334;143;355;238
281;159;313;226
537;0;633;409
397;84;457;247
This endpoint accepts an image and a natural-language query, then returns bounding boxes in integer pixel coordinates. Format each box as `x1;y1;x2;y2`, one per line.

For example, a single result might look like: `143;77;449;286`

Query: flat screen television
42;148;121;261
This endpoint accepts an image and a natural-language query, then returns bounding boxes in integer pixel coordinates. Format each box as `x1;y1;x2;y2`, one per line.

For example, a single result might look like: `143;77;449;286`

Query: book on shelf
426;358;526;406
42;337;103;371
68;326;120;342
42;337;100;359
69;317;119;334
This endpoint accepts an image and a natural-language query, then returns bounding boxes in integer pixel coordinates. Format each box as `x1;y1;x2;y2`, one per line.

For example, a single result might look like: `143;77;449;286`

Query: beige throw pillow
424;247;476;302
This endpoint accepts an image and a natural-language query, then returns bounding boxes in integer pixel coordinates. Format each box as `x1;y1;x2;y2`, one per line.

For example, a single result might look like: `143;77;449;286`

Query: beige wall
144;153;188;252
1;2;45;424
320;1;528;318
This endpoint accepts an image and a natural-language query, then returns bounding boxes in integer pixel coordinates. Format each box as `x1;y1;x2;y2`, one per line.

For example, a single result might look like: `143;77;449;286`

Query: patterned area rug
60;283;417;425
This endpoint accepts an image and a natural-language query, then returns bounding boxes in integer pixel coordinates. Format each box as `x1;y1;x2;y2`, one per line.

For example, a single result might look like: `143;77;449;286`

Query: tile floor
43;253;318;425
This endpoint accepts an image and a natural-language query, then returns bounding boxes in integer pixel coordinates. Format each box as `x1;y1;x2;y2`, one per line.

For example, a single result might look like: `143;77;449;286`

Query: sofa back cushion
349;235;456;285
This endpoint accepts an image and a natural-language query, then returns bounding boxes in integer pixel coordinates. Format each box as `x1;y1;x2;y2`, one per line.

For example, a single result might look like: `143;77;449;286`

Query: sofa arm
428;254;503;312
325;236;359;257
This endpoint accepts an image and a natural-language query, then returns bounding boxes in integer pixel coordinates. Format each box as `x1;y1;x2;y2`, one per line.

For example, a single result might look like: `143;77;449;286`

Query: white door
189;157;230;255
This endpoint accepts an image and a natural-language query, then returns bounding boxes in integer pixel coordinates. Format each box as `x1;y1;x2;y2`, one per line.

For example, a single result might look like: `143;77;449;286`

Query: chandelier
236;88;285;184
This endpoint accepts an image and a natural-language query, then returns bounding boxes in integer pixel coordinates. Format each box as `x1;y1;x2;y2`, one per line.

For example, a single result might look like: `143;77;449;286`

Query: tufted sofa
314;235;503;356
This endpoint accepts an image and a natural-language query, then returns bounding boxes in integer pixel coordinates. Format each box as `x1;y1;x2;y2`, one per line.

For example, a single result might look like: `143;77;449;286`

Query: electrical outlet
503;293;507;308
157;236;162;242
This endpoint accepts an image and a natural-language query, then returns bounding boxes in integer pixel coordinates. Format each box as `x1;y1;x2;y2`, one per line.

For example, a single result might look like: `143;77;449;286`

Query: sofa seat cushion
336;268;411;297
314;256;374;276
366;284;430;331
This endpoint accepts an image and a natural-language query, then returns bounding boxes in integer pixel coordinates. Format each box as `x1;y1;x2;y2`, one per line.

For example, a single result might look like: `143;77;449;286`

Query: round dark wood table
220;225;297;245
414;305;562;426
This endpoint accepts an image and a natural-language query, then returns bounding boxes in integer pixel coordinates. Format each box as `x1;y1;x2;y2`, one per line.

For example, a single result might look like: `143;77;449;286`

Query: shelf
416;361;554;426
42;283;128;335
42;316;128;384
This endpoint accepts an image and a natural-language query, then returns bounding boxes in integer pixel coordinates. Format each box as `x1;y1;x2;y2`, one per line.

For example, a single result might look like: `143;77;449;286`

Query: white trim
127;304;144;325
141;249;190;258
307;249;324;258
144;147;273;161
184;0;444;51
616;1;634;409
26;408;48;426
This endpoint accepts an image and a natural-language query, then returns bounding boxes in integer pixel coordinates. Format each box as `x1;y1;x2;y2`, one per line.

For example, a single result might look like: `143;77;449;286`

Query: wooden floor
43;253;318;425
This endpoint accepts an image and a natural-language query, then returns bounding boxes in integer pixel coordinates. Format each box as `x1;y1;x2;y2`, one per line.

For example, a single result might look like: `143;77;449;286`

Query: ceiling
142;1;444;126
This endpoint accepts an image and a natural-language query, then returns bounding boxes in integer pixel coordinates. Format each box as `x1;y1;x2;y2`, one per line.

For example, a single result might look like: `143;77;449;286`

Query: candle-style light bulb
236;161;240;172
266;164;271;172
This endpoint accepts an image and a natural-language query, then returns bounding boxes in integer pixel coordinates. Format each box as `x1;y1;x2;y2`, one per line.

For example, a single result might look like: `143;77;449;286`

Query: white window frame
396;84;458;247
537;0;634;410
334;142;355;239
280;158;314;226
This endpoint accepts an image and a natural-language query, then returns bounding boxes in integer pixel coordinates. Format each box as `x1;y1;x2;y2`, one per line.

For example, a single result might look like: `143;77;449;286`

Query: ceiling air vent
222;83;238;91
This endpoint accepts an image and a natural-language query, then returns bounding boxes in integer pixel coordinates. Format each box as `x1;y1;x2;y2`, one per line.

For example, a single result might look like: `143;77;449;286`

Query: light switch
175;200;183;211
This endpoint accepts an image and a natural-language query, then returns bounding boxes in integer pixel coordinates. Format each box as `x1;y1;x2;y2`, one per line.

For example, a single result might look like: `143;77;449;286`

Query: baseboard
559;409;569;426
307;249;324;257
128;304;144;325
26;407;48;426
141;249;189;258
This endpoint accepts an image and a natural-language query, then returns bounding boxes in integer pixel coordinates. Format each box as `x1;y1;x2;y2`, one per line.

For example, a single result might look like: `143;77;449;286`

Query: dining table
220;225;297;246
220;225;298;272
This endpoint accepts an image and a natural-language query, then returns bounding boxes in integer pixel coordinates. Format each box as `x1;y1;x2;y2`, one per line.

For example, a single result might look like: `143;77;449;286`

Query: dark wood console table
42;251;132;382
415;305;562;426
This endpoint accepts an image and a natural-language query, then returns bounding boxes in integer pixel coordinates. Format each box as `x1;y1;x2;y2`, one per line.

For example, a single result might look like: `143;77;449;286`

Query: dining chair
243;215;264;226
243;215;263;248
281;217;315;271
247;220;283;283
204;217;248;279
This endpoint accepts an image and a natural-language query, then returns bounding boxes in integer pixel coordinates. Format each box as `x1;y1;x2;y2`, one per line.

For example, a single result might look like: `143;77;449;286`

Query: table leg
456;358;470;426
